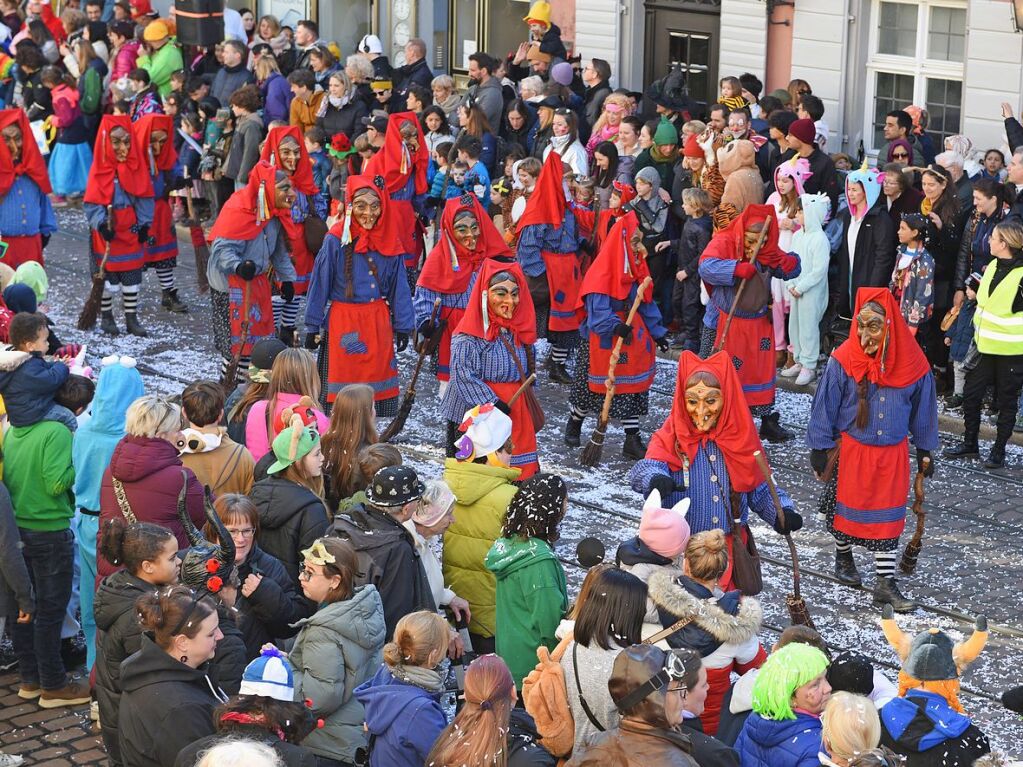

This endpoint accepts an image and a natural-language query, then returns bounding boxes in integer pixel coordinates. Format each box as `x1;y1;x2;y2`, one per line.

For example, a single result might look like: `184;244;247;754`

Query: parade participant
698;204;800;442
806;287;938;612
83;114;155;337
629;351;802;591
565;213;669;459
134;113;188;314
516;151;582;384
304;175;413;416
0;109;55;269
207;161;298;385
592;179;635;252
416;193;511;398
260;125;329;345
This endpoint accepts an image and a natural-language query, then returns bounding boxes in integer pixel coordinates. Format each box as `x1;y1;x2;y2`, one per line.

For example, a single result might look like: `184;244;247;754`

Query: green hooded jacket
485;535;567;688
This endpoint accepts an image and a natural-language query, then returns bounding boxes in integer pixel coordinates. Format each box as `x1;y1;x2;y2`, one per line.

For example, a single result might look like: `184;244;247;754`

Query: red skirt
91;206;145;272
1;235;43;268
436;305;465;383
542;250;582;333
835;433;910;540
325;299;399;405
714;314;774;407
280;215;314;296
587;318;655;395
228;274;276;357
489;380;539;479
144;197;179;263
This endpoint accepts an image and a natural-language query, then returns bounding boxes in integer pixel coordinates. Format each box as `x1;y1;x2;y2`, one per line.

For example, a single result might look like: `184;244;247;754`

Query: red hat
788;118;815;146
682;132;703;159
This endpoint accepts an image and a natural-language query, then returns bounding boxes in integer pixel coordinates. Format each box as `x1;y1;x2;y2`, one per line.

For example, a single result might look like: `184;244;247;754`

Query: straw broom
580;276;654;467
712;217;772;354
77;205;113;330
899;456;930;574
379;299;442;443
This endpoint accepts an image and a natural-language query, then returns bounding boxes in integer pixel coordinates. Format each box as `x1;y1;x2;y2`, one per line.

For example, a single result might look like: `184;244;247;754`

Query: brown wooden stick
380;299;442;443
899;458;929;574
713;216;772;354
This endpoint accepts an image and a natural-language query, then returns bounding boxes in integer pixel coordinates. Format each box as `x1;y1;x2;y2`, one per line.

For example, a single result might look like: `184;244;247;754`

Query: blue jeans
10;528;75;690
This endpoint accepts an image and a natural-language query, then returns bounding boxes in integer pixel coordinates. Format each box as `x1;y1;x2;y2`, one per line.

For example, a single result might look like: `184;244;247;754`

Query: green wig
751;643;829;721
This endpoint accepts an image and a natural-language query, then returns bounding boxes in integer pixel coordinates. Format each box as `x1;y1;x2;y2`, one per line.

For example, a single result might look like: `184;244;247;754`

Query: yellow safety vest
974;262;1023;355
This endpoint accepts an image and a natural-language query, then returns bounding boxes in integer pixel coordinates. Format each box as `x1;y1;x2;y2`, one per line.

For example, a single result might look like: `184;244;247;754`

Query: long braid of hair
343;242;355;301
855;376;870;430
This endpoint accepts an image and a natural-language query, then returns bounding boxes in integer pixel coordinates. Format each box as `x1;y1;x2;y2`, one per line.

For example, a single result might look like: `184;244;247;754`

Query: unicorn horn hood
846;159;883;219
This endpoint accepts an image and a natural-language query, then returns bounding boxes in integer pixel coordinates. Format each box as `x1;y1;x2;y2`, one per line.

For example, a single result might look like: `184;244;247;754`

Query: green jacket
138;41;184;97
5;421;75;531
442;458;520;638
485;536;567;688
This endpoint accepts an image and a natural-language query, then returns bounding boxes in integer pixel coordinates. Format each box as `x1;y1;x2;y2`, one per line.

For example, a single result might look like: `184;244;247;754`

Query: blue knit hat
238;647;296;701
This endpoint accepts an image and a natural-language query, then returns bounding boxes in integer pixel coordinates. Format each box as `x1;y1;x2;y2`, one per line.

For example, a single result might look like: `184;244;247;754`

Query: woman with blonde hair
585;92;632;161
253;54;292;127
195;738;284;767
821;692;881;766
98;395;206;577
244;348;329;461
321;383;378;509
252;14;295;75
355;611;451;767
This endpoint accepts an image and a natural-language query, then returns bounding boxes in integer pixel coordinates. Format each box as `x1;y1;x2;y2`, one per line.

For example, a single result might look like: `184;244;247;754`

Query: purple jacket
261;72;293;127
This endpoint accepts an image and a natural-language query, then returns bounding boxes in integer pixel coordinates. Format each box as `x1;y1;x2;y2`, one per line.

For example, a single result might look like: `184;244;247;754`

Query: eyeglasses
892;152;909;159
298;567;321;582
227;527;255;539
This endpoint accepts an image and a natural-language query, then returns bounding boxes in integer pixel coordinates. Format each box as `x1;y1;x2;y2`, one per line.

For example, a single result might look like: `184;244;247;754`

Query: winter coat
330;504;436;640
110;40;141;91
118;633;226;767
485;536;568;687
180;429;255;497
0;350;67;427
0;482;33;618
955;208;1003;292
234;544;311;657
210;63;254;108
879;690;991;767
4;421;75;532
886;187;925;232
290;585;386;762
559;639;623;752
945;298;976;363
138;40;184;97
467;77;504;142
175;728;317;767
615;535;675;623
679;719;740;767
353;665;448;767
98;435;206;578
315;98;368;142
209;602;247;696
442;457;519;638
260;72;293;127
832;201;897;318
733;712;823;767
393;57;433;112
223;111;266;186
566;720;699;767
583;81;612;129
249;475;330;586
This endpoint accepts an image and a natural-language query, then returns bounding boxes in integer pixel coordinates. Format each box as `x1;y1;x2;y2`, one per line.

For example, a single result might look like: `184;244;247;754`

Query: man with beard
465;52;503;138
723;108;771;183
0;110;56;268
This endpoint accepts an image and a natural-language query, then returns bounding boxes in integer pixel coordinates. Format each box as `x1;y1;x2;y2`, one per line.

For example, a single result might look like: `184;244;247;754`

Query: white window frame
863;0;967;154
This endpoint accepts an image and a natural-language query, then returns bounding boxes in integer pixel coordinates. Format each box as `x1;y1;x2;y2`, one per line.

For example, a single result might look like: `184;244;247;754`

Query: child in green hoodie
484;473;568;688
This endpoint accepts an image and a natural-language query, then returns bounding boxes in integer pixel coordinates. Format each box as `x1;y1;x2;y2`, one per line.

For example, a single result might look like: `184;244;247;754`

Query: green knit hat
11;261;48;303
266;409;320;475
751;643;830;721
653;117;678;146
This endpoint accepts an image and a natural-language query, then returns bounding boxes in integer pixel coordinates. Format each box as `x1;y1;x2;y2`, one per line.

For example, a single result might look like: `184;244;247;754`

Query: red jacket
98;435;206;578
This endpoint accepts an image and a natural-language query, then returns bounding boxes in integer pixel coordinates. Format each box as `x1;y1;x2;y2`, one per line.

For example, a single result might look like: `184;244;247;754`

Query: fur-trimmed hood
647;569;762;645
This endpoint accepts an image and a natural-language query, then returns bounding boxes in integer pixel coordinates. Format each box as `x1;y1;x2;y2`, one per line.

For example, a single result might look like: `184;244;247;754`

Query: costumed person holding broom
260;125;329;346
628;350;803;592
207;161;298;385
516;151;583;384
566;211;669;459
84;114;156;337
0;109;56;269
134;113;189;314
440;258;541;479
698;204;801;443
806;287;937;613
304;175;413;416
590;179;636;253
415;192;511;400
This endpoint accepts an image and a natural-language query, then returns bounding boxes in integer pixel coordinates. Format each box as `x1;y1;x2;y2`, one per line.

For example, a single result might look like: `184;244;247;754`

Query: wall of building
962;0;1023;152
789;0;849;151
574;0;620;86
717;0;767;84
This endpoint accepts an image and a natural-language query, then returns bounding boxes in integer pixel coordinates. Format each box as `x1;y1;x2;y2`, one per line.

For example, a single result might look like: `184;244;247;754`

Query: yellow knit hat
523;1;552;28
143;19;169;41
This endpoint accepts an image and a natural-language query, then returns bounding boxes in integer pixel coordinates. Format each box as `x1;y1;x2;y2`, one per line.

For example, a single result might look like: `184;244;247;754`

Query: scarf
259;125;318;196
133;113;177;174
363;111;429;196
85;114;154;204
578;212;653;303
418;193;511;294
390;662;447;694
325;174;404;256
454;257;537;345
207;162;284;242
0;109;51;196
516;151;566;232
650;144;679;164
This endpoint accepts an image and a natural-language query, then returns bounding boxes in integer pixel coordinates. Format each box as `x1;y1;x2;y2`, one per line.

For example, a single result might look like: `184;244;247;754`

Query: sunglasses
892;152;909;159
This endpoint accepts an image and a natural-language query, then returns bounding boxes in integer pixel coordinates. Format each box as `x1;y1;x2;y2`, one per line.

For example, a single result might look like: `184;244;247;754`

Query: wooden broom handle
598;276;654;423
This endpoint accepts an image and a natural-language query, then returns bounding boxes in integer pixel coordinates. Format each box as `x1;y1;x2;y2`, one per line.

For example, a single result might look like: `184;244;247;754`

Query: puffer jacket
0;350;68;427
566;720;699;767
442;457;520;638
289;584;386;762
733;712;822;767
879;690;991;767
98;435;206;577
235;544;311;657
354;665;447;767
249;475;330;585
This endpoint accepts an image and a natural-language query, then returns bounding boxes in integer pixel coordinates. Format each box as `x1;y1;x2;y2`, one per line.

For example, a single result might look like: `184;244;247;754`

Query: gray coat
467;77;504;137
0;482;33;618
291;584;386;762
224;112;266;186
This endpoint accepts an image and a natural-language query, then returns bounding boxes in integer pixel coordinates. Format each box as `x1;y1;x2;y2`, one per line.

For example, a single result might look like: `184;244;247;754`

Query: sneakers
38;677;91;709
17;683;40;700
794;367;816;386
779;363;802;378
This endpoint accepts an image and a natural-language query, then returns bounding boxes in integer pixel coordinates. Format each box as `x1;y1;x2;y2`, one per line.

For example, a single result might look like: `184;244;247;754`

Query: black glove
648;474;677;499
494;399;511;415
98;222;116;242
656;336;670;353
613;322;633;342
304;332;320;350
917;449;934;478
773;508;804;535
418;320;434;339
809;448;829;476
136;224;153;245
395;332;409;352
280;281;295;302
40;234;50;249
235;260;257;281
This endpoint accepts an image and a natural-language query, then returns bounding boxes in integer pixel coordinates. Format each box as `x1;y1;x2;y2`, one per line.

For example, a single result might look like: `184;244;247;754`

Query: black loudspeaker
175;0;225;48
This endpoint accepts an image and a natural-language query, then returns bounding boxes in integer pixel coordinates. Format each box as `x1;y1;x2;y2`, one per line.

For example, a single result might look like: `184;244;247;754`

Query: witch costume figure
84;114;155;337
516;151;583;384
260;125;329;345
134;113;188;314
698;204;801;443
304;175;413;416
806;287;938;613
440;258;541;479
207;161;298;384
629;351;802;592
0;109;55;269
565;212;669;459
415;193;512;399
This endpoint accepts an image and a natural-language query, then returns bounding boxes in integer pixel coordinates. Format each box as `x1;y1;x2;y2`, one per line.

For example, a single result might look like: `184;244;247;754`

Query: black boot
872;576;916;612
124;312;148;337
161;288;188;313
622;432;647;460
100;310;119;336
545;355;572;384
759;412;793;443
985;445;1006;469
279;325;296;347
834;549;862;587
943;440;980;459
564;417;582;447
